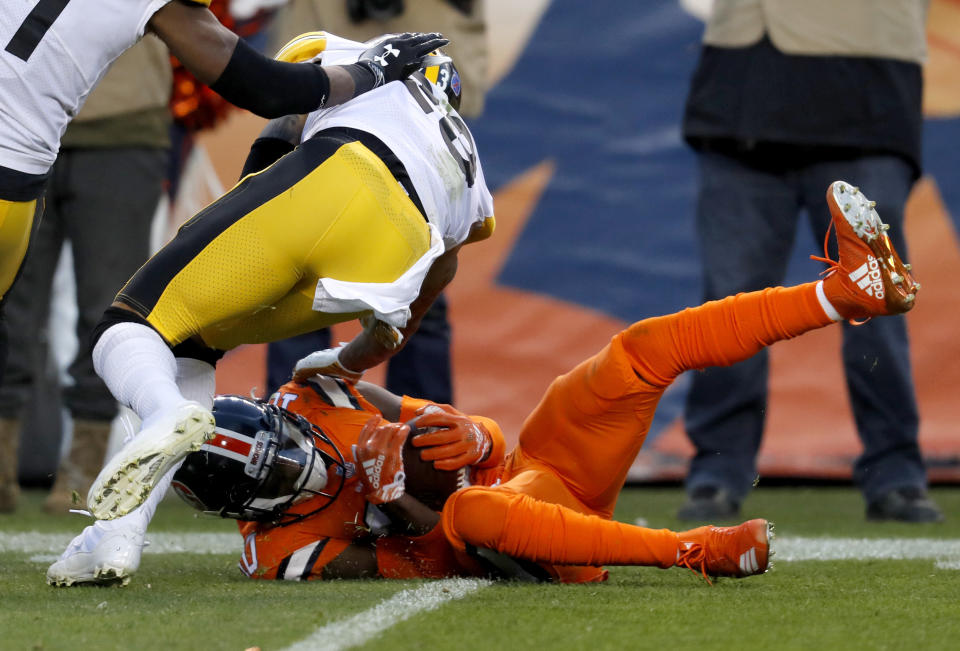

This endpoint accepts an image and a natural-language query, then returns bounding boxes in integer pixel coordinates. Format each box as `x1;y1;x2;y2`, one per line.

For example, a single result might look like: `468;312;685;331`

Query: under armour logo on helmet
374;44;400;67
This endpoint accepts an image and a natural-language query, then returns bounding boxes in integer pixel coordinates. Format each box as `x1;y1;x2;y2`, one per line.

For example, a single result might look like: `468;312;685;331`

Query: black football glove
357;32;450;87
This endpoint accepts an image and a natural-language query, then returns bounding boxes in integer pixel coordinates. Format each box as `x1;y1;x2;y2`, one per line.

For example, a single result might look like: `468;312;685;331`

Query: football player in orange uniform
171;181;918;583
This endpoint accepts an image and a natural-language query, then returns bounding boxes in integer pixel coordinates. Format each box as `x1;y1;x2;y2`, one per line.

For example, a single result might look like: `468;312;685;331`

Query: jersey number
404;75;477;187
5;0;72;62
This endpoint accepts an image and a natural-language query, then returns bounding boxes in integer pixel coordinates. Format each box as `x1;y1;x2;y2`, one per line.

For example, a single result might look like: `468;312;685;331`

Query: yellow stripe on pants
0;198;38;302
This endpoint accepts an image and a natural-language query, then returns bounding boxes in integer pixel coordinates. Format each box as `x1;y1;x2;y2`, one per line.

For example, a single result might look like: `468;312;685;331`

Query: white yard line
773;536;960;561
280;578;492;651
0;531;241;558
8;530;958;649
5;531;960;564
6;531;960;564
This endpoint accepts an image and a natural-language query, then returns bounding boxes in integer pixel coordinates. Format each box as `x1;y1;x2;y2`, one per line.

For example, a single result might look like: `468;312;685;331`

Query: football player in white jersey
0;0;446;381
46;32;495;587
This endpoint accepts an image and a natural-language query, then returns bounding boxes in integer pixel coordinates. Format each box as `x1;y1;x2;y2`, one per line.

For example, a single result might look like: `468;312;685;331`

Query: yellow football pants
117;136;431;350
0;198;39;303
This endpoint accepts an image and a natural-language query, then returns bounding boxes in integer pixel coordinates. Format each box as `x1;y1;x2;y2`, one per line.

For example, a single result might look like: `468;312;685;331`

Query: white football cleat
88;401;215;520
46;520;145;587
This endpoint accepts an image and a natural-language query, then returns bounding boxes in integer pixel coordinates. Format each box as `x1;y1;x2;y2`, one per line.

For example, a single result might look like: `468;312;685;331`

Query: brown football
402;424;466;511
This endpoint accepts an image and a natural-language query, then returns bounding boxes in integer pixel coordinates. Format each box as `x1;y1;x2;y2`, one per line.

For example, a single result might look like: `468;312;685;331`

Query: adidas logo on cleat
739;547;760;574
848;254;884;299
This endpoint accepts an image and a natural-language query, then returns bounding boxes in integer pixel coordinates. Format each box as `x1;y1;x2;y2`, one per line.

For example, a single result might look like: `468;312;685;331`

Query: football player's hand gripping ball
292;344;363;383
354;416;409;504
411;406;492;471
357;32;450;87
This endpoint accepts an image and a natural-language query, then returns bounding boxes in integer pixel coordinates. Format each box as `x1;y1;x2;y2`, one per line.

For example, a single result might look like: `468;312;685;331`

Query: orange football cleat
676;518;771;583
813;181;920;323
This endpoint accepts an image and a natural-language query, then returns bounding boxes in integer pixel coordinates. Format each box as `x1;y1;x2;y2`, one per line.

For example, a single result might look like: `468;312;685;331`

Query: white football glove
292;344;364;383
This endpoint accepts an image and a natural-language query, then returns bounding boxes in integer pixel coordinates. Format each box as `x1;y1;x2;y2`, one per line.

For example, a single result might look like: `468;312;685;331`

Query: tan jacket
269;0;488;117
704;0;930;63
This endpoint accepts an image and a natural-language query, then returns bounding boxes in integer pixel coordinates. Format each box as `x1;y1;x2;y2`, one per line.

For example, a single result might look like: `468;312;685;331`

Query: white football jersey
298;33;494;251
0;0;173;175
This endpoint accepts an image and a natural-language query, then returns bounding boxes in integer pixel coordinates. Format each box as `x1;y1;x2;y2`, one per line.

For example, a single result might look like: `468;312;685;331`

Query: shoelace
808;219;870;326
808;219;838;274
675;543;713;586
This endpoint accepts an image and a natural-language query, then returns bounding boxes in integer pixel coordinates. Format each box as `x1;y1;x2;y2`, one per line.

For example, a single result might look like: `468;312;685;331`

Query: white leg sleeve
92;323;184;422
175;358;216;410
63;461;184;559
117;360;214;525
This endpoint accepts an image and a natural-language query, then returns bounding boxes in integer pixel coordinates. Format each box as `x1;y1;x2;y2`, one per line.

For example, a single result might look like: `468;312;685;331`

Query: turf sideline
4;532;960;564
280;578;492;651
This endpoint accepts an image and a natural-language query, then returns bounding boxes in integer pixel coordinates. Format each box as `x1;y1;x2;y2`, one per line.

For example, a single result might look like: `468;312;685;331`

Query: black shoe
866;487;945;523
676;486;740;522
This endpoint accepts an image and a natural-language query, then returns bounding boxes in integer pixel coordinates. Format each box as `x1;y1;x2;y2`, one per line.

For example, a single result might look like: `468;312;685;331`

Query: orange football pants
442;283;833;577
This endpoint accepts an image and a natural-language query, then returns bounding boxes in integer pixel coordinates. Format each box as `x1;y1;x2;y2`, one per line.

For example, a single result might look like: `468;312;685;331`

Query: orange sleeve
471;415;506;468
398;395;434;423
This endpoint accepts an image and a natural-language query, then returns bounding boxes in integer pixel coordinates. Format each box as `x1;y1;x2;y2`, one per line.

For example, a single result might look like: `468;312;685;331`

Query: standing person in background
264;0;489;403
678;0;942;523
0;39;172;514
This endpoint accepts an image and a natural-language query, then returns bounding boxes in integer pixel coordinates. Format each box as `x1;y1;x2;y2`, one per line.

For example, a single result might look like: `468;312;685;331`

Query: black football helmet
171;395;346;526
420;52;462;112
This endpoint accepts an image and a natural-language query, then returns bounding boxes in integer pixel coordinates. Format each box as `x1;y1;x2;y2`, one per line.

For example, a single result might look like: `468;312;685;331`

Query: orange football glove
410;407;492;471
353;416;409;504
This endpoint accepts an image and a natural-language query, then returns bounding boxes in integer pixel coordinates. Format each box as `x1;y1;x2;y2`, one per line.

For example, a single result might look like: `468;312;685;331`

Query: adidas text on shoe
676;518;772;583
88;401;215;520
814;181;920;323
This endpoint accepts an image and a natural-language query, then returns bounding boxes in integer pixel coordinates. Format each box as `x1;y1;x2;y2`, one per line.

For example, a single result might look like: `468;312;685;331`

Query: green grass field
3;486;958;651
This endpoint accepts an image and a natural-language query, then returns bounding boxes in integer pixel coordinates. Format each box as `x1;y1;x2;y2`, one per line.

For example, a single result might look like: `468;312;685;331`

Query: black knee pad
170;339;226;366
90;306;157;352
90;306;226;366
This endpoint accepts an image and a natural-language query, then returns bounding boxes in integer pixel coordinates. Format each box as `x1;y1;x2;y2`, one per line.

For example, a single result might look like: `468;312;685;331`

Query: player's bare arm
319;494;442;579
355;382;403;421
377;495;441;536
149;5;448;118
336;245;461;375
147;3;236;84
319;543;379;580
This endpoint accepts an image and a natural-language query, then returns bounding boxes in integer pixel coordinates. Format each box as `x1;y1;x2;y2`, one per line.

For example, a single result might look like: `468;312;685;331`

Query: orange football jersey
236;376;493;581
